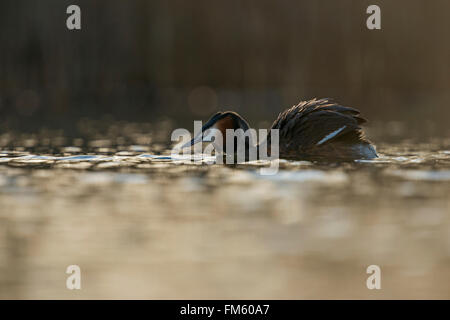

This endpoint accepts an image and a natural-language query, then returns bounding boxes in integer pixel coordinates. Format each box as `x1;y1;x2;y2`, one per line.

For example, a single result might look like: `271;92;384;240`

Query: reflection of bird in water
182;98;378;161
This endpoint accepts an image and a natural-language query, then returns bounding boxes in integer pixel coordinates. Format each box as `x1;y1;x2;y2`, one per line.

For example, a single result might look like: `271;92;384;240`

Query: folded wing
271;98;369;152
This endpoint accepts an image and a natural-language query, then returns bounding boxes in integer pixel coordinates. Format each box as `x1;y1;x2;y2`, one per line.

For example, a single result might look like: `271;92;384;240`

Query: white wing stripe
316;125;346;145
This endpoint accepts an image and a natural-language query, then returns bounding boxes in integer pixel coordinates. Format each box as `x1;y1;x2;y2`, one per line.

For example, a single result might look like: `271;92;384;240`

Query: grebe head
182;111;251;152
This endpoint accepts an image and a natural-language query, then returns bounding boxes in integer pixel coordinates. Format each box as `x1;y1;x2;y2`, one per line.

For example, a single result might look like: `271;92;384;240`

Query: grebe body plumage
183;98;377;161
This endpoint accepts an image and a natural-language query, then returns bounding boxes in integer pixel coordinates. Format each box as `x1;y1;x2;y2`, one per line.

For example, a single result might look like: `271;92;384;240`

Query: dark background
0;0;449;139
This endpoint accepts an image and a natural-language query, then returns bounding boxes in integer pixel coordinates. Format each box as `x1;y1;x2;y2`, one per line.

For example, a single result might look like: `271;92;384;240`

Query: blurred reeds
0;0;449;137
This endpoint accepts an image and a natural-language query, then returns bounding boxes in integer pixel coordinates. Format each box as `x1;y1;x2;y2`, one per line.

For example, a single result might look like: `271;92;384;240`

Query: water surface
0;140;449;299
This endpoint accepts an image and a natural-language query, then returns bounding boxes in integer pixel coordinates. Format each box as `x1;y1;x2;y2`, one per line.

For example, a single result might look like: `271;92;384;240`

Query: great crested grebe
183;98;377;161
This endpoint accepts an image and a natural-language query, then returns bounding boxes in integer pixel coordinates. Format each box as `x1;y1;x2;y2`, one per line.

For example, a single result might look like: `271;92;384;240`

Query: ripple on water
253;169;348;184
386;169;450;181
0;147;448;173
78;172;149;185
356;155;425;164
